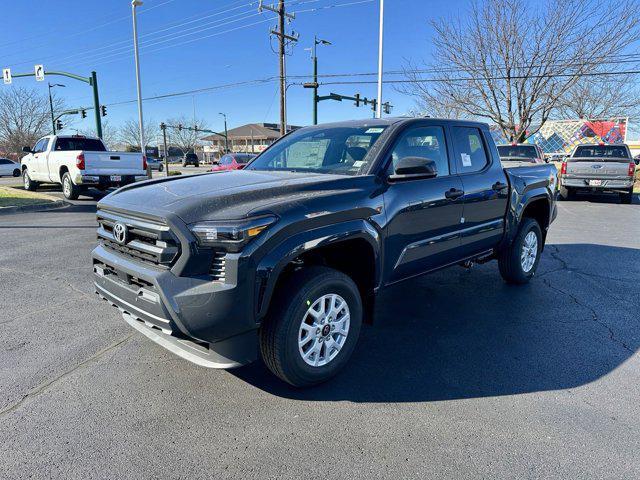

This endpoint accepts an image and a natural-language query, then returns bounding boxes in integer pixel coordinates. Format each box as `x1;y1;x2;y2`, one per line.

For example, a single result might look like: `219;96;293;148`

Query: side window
40;138;50;152
220;155;232;165
0;159;9;165
32;139;43;153
452;127;489;173
387;125;450;176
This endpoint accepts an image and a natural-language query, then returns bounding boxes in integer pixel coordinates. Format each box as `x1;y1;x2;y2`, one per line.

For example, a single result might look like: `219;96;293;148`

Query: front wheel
23;170;38;191
259;266;363;387
498;217;543;284
61;172;80;200
12;169;20;177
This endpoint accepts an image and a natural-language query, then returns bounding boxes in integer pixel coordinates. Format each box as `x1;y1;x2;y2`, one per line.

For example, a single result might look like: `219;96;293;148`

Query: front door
382;123;465;284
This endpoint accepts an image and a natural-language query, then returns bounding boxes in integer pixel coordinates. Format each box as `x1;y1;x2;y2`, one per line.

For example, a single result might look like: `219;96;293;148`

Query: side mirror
390;156;437;180
22;146;33;153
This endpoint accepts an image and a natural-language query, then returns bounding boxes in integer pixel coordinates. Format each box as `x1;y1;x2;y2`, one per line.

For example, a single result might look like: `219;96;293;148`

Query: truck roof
304;117;490;129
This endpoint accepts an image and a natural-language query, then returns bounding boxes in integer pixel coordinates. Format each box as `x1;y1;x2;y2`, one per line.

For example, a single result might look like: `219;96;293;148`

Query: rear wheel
621;188;634;204
498;217;543;284
260;266;363;387
23;170;38;191
62;172;80;200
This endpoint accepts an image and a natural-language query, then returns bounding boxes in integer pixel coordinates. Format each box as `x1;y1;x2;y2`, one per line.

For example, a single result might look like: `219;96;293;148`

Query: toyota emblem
113;222;128;244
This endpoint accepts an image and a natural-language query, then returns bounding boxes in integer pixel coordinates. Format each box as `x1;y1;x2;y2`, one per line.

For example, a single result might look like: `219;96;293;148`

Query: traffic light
160;122;166;130
177;124;183;131
383;102;392;114
100;105;107;116
354;93;361;107
80;109;87;119
370;99;377;112
56;119;63;131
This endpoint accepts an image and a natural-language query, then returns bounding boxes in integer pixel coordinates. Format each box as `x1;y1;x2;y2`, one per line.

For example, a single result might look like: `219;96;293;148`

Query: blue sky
0;0;465;136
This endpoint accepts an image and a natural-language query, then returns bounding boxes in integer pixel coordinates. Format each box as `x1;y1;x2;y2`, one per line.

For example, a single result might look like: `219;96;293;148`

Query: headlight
189;215;277;250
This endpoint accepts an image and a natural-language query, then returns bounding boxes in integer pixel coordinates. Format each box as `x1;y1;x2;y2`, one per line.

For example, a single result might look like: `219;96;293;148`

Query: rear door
0;159;13;176
382;122;465;283
451;126;509;254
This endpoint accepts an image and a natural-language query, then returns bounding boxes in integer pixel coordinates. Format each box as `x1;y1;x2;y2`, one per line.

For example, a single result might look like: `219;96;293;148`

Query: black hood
98;170;374;224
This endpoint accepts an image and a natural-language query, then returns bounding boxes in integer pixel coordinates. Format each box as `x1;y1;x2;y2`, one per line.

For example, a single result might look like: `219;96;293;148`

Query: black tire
194;163;199;168
259;266;363;387
621;188;633;204
158;164;164;172
498;217;543;285
61;172;80;200
23;169;38;191
12;168;20;177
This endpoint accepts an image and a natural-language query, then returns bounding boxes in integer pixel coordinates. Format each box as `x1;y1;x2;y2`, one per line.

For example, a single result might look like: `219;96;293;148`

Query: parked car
146;157;164;172
559;143;636;203
0;158;21;177
182;153;199;167
21;135;148;200
210;153;256;172
497;143;546;166
93;118;557;387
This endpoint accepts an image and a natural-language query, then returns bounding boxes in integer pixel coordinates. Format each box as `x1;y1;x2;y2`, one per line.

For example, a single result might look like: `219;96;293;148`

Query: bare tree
0;87;65;159
117;118;160;151
165;116;209;154
400;0;640;141
80;119;118;148
557;73;640;119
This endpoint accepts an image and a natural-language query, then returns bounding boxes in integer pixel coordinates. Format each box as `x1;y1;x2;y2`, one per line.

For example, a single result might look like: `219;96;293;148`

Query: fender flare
501;187;552;250
254;219;382;320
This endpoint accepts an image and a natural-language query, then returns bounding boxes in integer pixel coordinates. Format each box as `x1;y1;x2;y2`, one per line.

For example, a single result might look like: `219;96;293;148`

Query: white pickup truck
21;135;148;200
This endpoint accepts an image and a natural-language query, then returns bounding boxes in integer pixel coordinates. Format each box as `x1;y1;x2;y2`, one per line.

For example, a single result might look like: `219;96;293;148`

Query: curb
0;199;69;216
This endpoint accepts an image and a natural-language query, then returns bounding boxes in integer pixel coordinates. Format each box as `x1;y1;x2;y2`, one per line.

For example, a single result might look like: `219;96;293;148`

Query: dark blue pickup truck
92;118;557;386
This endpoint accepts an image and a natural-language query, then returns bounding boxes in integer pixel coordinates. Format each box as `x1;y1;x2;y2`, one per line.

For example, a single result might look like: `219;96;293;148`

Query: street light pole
219;113;228;153
47;83;65;134
376;0;384;118
311;36;331;125
131;0;145;154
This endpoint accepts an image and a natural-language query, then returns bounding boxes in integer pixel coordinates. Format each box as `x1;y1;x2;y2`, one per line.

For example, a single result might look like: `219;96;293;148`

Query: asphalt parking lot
1;197;639;479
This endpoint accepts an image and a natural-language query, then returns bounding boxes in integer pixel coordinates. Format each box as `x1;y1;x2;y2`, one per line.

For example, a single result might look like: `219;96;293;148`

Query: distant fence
490;118;628;154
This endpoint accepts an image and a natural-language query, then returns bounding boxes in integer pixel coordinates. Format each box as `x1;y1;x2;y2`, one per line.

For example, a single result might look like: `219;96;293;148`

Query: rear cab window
497;145;538;160
452;127;490;173
572;145;630;160
54;137;106;152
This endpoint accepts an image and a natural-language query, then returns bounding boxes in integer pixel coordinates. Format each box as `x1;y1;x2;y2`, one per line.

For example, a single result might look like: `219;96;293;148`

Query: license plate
589;179;602;186
110;175;122;182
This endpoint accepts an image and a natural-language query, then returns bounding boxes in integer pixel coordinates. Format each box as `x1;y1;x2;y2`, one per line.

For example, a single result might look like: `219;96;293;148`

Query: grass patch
0;185;59;208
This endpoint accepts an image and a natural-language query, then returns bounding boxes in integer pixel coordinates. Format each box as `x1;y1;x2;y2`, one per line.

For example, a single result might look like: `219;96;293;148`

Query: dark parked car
93;118;557;387
182;153;199;167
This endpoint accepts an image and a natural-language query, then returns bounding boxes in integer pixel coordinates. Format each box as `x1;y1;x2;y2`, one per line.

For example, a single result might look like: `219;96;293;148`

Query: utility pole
259;0;298;136
376;0;384;118
131;0;145;154
160;122;169;176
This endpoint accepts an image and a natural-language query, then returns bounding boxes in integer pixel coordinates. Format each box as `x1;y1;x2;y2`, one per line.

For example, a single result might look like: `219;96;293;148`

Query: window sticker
352;160;365;168
365;128;384;134
461;153;472;167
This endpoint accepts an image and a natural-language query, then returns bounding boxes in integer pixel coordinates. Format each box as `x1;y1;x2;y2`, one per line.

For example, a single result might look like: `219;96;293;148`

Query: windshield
572;145;630;160
497;145;538;159
54;137;106;152
245;125;388;175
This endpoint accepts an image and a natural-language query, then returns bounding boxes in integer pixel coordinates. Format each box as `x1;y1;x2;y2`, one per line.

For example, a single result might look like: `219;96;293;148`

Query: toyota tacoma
92;118;557;386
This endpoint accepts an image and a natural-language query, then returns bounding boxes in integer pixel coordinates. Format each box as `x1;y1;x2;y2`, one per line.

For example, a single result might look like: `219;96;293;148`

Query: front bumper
92;243;258;368
560;176;633;192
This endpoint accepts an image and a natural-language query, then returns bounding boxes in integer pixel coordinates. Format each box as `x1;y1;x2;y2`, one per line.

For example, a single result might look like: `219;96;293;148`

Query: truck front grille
96;209;180;268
